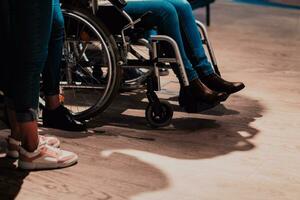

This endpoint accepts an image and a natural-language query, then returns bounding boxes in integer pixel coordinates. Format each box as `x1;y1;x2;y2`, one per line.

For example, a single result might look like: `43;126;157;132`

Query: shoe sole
219;93;230;102
18;154;78;170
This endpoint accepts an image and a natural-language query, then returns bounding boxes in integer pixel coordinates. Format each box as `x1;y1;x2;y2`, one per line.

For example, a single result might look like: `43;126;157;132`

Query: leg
4;0;77;169
125;0;198;82
125;0;228;107
8;0;53;151
166;0;214;78
167;0;245;94
42;0;86;131
42;0;64;108
0;1;21;139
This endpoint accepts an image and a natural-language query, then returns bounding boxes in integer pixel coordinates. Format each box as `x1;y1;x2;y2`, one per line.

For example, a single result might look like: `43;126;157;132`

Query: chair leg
206;4;210;26
196;20;221;76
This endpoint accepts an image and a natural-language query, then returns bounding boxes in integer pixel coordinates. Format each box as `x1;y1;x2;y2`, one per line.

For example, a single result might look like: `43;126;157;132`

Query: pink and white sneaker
18;142;78;170
7;135;60;159
39;135;60;148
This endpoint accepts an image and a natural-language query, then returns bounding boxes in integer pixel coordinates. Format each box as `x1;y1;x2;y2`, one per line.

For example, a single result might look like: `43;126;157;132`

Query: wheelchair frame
59;0;221;127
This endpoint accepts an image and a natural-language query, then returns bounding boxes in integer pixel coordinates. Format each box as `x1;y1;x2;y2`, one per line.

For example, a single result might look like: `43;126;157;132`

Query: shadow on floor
0;133;27;199
87;90;263;159
0;156;29;199
0;90;264;199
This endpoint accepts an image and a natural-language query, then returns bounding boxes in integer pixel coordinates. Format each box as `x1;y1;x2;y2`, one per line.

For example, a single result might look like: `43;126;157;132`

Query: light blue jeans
125;0;214;81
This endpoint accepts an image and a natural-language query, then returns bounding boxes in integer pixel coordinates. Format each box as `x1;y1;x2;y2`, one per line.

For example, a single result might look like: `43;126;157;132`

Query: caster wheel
146;100;173;128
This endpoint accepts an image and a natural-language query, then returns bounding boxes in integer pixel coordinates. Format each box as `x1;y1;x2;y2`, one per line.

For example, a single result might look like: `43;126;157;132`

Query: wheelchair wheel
60;6;121;121
146;100;173;128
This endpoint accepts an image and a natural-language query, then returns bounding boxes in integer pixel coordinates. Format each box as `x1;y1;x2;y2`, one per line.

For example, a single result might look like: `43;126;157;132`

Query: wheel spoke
55;9;119;120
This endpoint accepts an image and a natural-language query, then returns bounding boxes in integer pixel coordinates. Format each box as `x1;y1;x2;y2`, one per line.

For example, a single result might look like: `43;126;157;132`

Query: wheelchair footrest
178;87;219;113
181;101;219;113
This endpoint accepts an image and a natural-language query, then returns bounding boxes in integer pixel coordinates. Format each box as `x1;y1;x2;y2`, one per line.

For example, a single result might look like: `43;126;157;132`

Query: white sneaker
18;142;78;170
7;135;60;159
39;135;60;148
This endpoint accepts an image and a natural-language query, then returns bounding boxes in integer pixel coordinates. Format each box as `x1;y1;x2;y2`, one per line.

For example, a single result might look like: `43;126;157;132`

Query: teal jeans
125;0;214;81
3;0;64;122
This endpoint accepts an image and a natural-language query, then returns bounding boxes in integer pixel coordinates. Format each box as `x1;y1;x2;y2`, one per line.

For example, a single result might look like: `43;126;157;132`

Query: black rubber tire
61;6;122;121
145;100;173;128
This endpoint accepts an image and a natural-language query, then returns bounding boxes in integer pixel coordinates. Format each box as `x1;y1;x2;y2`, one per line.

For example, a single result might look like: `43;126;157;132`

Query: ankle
22;133;39;152
45;103;60;111
190;79;213;93
21;142;39;153
189;78;199;85
45;95;61;110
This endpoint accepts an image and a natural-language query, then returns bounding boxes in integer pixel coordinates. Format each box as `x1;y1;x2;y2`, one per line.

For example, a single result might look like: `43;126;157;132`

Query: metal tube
151;35;189;87
196;20;218;67
121;10;134;25
137;38;153;54
91;0;98;15
152;41;161;91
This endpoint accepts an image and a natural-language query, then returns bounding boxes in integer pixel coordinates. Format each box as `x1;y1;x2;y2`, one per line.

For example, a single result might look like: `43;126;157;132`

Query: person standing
2;0;78;170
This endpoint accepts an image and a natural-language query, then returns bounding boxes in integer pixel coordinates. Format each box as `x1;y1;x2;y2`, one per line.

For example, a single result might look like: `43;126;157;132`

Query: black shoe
123;68;144;81
42;105;87;132
202;73;245;95
120;68;147;91
189;79;229;103
178;79;228;113
179;88;219;113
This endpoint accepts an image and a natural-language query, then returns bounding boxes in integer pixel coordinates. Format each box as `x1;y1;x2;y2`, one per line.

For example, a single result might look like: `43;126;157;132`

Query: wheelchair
57;0;221;127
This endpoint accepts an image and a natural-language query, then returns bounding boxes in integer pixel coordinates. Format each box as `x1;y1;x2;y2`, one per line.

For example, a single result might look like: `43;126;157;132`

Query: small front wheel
145;100;173;128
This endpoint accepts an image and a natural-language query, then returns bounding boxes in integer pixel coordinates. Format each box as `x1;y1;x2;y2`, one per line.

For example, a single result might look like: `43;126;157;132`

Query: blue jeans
3;0;63;122
43;0;65;96
125;0;214;81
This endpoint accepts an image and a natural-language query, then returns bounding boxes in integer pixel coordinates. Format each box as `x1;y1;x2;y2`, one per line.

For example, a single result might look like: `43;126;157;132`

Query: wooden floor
1;0;300;199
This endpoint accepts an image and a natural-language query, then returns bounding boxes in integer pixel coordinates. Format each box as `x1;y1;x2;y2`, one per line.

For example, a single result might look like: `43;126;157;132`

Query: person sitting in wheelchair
122;0;245;110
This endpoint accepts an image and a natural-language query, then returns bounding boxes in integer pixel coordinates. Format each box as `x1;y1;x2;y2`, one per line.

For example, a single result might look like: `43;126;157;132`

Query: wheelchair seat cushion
96;5;156;36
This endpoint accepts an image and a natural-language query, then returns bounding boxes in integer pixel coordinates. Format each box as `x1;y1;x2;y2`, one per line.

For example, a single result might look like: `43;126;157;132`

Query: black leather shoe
178;79;229;113
189;79;229;103
42;105;87;132
123;68;144;81
179;88;219;113
201;73;245;94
